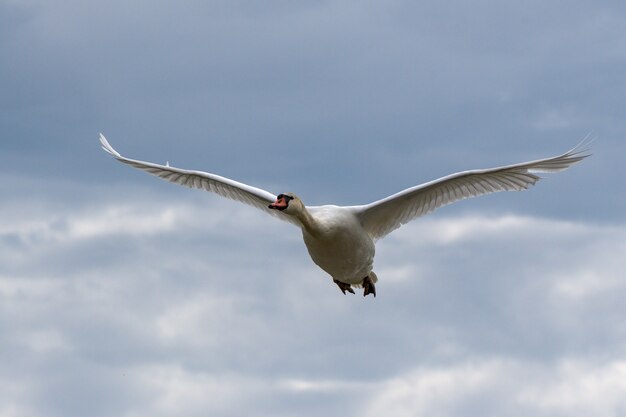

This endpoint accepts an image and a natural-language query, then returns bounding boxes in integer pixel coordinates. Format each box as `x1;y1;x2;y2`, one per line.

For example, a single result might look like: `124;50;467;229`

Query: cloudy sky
1;0;625;416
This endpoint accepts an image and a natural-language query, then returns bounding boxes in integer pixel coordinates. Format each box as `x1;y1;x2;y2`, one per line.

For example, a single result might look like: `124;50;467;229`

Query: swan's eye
277;194;293;202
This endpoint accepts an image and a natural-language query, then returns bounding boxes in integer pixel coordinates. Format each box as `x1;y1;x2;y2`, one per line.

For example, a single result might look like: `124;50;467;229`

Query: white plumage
100;133;590;297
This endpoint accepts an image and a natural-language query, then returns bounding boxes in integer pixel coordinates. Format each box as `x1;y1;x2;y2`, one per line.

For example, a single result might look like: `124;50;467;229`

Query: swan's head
268;192;303;214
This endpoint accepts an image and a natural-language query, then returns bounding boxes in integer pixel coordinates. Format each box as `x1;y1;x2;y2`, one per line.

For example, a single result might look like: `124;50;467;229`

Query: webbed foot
333;279;355;295
362;275;376;297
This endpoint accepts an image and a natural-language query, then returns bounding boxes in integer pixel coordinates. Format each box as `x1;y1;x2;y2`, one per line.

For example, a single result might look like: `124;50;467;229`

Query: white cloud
124;365;266;417
378;214;626;299
388;214;590;246
153;292;268;350
0;195;292;245
363;359;626;417
278;377;370;393
1;194;625;417
0;203;202;244
17;329;71;354
118;358;626;417
531;105;581;130
0;378;35;417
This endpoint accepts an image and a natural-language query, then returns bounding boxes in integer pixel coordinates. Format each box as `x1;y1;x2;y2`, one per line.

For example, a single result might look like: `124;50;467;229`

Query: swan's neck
295;207;322;236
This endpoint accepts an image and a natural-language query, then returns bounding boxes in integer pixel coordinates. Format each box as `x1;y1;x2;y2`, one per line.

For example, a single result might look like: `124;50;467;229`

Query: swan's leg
362;275;376;297
333;279;355;295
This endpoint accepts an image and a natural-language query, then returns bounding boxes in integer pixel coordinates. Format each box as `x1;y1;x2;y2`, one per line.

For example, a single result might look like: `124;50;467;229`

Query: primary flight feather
100;133;589;297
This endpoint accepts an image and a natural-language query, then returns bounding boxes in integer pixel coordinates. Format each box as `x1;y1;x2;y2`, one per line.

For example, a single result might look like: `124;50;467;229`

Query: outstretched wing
353;141;591;240
99;134;300;226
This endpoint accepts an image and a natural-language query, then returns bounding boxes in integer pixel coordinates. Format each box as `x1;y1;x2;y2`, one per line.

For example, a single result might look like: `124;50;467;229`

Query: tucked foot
334;279;355;295
362;275;376;297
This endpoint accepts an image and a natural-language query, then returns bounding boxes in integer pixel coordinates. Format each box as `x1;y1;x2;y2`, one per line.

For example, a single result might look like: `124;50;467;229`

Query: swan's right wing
352;141;590;240
99;134;300;227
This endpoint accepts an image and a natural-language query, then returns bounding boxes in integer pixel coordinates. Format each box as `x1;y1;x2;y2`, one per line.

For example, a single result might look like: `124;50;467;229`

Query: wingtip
529;134;594;174
99;133;121;158
567;132;595;159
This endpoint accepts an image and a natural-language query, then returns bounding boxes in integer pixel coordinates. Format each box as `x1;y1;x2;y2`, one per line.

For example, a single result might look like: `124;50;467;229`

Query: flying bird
99;134;589;298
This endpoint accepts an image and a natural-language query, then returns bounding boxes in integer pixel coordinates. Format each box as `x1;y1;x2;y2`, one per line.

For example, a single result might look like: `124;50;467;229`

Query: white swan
99;134;590;297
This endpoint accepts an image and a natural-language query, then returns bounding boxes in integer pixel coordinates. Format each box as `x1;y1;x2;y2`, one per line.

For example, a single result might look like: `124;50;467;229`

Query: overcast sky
1;0;625;416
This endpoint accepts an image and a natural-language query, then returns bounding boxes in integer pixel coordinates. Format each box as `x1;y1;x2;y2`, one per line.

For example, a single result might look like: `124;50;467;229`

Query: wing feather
99;134;300;227
352;141;591;240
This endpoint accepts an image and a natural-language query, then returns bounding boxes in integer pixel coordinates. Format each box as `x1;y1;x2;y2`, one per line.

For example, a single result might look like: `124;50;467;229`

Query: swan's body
303;206;375;285
99;134;589;297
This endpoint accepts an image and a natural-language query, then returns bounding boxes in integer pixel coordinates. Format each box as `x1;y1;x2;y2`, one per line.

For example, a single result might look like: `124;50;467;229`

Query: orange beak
268;196;289;211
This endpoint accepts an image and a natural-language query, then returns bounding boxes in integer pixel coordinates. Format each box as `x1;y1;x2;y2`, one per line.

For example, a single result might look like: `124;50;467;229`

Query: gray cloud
1;0;623;219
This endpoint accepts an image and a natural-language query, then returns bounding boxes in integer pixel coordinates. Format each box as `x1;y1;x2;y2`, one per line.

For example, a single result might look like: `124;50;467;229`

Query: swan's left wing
99;134;300;226
352;142;590;240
